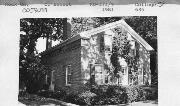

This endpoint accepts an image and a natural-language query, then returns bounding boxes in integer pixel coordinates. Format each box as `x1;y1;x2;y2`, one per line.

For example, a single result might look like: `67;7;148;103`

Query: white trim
94;64;104;84
80;20;123;38
50;70;55;91
120;20;154;51
45;74;48;84
65;65;72;86
79;19;154;51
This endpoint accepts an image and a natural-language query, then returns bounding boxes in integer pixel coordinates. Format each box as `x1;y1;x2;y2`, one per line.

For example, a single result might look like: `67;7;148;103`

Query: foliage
19;54;51;93
72;17;157;48
124;16;157;51
77;91;97;105
110;27;139;83
31;85;157;105
38;89;67;100
142;86;158;100
71;17;157;84
90;85;148;105
20;17;157;93
63;92;79;104
20;18;65;93
125;85;145;102
90;85;126;105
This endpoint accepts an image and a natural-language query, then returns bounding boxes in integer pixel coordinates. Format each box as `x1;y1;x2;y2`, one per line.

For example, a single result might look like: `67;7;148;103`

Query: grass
18;93;68;106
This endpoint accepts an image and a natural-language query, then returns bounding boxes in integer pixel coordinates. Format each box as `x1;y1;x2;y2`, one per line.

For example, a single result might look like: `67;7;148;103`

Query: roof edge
120;20;154;51
80;19;154;51
40;34;81;55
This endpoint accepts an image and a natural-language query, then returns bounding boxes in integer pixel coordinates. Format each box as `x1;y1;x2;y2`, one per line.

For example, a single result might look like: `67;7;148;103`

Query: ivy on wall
111;27;140;85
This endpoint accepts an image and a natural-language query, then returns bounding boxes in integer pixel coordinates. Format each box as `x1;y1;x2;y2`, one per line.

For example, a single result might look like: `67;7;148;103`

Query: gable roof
80;19;154;51
41;19;154;55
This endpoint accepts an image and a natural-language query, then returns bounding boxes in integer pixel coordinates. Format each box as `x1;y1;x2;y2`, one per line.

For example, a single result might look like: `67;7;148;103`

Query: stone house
41;19;154;92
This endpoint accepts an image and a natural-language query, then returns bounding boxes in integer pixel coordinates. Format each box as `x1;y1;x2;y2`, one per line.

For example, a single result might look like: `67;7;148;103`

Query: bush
38;90;54;98
91;85;108;96
125;85;146;102
91;85;150;105
77;91;97;105
142;86;158;100
37;88;67;100
91;85;128;105
63;92;79;104
37;85;157;105
52;89;67;100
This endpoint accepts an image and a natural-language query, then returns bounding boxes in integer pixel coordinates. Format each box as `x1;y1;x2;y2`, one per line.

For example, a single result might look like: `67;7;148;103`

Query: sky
36;38;60;53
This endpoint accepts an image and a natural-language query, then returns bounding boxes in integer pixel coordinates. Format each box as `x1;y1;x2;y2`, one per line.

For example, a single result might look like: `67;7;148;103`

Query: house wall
41;39;82;92
41;25;152;92
81;28;152;86
126;33;151;85
81;31;108;85
138;44;151;85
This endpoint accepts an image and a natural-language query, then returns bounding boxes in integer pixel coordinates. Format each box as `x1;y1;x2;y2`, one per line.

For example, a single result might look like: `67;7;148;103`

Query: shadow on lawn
18;94;67;106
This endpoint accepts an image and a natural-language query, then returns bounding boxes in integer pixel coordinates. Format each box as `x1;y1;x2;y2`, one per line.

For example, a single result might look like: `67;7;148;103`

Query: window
94;64;104;84
66;65;72;86
105;46;111;52
104;35;112;52
122;67;127;75
50;70;55;91
105;75;109;84
51;70;55;84
138;68;143;75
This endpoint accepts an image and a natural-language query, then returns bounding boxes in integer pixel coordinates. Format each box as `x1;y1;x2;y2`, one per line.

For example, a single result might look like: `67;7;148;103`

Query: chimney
46;18;72;50
62;18;72;40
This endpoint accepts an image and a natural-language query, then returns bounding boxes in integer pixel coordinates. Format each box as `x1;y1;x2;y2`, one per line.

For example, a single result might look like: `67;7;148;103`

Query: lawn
18;93;76;106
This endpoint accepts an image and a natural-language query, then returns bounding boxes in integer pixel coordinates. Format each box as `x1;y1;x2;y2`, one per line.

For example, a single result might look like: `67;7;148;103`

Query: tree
20;18;65;93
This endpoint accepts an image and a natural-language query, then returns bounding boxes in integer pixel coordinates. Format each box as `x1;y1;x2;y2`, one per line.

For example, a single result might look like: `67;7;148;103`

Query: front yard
19;85;158;106
18;93;78;106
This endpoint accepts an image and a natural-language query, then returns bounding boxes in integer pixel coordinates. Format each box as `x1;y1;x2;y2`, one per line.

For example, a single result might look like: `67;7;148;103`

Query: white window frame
65;65;72;86
94;64;104;84
122;67;127;75
50;70;55;91
51;70;55;84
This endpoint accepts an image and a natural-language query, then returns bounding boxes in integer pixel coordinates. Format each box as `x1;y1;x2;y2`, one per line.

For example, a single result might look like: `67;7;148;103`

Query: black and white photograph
19;17;158;106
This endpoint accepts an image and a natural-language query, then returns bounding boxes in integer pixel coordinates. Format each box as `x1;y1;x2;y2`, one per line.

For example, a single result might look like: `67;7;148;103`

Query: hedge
36;85;158;105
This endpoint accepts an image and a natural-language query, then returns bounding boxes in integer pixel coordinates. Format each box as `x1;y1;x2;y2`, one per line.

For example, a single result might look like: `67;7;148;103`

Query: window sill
65;84;71;86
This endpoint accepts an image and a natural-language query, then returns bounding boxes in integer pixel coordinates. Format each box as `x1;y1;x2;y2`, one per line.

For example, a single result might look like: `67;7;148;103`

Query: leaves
20;18;65;93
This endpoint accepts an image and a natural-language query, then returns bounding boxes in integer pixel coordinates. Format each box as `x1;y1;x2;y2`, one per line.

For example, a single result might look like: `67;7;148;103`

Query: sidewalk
126;100;158;106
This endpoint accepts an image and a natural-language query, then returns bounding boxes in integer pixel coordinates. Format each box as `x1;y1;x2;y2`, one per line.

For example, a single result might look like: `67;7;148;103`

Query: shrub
62;85;157;105
37;90;54;98
63;92;79;104
91;85;108;96
142;86;158;100
37;88;67;100
125;85;147;102
91;85;128;105
77;91;97;105
51;89;67;100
